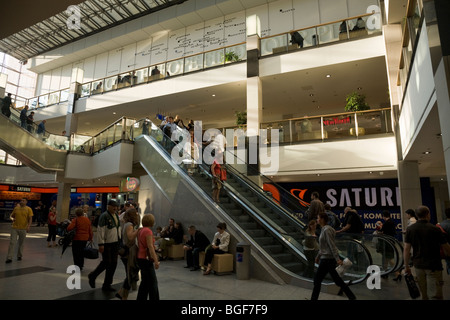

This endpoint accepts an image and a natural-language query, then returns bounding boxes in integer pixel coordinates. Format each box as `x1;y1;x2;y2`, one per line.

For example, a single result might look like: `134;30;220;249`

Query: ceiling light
423;151;431;154
212;94;216;97
326;74;331;78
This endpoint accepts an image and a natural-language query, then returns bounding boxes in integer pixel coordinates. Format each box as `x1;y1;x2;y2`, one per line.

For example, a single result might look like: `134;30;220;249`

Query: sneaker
5;259;12;263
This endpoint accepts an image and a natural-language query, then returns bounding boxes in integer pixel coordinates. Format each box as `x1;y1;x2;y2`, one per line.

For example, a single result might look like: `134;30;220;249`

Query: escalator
130;118;388;288
0;109;67;172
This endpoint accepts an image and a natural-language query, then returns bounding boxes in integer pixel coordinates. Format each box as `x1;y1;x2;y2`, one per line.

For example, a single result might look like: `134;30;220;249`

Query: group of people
303;190;450;300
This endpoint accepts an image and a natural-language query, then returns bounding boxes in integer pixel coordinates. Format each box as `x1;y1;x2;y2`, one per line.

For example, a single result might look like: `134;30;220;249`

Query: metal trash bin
236;242;251;280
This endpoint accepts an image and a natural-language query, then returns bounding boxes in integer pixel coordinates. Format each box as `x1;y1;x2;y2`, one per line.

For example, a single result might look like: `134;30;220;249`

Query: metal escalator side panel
0;114;66;172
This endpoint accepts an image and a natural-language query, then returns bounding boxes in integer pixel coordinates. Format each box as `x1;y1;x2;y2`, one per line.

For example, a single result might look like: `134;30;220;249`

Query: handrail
260;12;376;40
262;107;391;124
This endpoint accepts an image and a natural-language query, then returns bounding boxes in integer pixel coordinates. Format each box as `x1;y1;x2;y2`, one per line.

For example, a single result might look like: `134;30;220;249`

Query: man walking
404;205;450;299
1;93;12;118
88;200;121;291
5;198;33;263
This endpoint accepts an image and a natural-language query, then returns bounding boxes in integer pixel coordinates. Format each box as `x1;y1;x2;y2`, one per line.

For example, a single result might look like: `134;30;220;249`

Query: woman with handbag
67;208;93;271
136;214;160;300
116;208;139;300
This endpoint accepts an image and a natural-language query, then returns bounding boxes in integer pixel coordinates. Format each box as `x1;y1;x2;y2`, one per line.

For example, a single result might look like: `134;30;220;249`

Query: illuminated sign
323;116;351;126
9;186;31;192
126;177;140;192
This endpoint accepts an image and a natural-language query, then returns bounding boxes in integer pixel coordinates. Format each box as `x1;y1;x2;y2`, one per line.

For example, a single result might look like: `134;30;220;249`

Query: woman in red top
67;207;93;271
137;214;160;300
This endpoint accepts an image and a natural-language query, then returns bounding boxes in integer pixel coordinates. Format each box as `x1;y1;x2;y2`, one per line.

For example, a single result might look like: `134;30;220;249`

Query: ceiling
0;0;187;62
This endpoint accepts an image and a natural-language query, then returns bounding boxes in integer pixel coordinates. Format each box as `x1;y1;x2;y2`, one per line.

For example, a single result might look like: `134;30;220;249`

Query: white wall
398;21;436;158
260;136;397;176
65;143;133;179
30;0;380;96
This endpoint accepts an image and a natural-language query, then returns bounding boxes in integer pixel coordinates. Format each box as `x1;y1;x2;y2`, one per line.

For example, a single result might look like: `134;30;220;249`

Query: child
47;206;58;247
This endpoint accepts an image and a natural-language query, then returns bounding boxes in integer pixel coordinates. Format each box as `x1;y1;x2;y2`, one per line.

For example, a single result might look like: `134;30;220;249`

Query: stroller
56;220;71;246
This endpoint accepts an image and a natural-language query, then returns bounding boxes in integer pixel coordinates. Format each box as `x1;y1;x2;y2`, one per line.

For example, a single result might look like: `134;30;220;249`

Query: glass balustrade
261;108;392;145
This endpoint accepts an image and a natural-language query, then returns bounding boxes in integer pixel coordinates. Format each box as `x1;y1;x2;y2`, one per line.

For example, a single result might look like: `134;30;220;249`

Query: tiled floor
1;222;449;301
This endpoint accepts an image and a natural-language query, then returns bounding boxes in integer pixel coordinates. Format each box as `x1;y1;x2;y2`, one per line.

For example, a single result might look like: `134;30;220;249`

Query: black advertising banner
268;178;436;239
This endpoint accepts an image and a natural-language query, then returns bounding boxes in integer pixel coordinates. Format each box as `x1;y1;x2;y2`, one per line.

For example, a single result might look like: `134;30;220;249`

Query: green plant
345;91;370;112
224;51;240;62
235;111;247;126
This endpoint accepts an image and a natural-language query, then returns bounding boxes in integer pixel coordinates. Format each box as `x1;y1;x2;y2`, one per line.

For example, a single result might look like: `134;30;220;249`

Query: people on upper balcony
339;21;348;34
290;31;304;48
352;18;366;31
151;66;160;76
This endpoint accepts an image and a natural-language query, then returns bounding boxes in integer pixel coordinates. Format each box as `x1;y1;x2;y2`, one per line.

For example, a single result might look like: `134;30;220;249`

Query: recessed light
212;94;216;97
423;151;431;154
113;112;116;115
326;74;331;78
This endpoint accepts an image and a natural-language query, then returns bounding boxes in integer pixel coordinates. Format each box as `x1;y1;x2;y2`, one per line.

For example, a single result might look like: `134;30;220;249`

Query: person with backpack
1;93;12;118
324;203;341;230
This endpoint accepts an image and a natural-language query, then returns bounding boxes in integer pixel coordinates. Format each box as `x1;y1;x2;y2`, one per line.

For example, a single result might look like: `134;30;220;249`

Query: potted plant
345;92;370;135
345;91;370;112
235;111;247;126
224;51;240;63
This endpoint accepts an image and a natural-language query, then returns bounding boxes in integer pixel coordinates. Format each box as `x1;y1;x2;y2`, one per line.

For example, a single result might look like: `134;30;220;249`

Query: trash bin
236;242;251;280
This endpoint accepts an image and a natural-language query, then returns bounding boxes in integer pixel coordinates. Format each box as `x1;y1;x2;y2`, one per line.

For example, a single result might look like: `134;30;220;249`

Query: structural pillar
245;18;262;179
56;182;72;221
397;160;422;236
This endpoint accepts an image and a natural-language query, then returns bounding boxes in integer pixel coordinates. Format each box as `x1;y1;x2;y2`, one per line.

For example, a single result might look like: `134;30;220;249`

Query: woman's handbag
83;241;99;259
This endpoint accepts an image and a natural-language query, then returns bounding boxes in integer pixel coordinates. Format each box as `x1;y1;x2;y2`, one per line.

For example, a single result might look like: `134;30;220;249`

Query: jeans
137;259;159;300
311;258;356;300
415;268;444;300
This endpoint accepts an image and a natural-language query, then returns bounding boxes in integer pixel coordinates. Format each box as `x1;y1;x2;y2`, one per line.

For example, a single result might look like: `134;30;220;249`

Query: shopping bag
83;242;99;259
404;273;420;299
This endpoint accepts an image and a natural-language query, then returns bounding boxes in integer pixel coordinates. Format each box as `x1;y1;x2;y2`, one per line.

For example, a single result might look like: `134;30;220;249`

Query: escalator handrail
133;118;374;284
221;162;307;230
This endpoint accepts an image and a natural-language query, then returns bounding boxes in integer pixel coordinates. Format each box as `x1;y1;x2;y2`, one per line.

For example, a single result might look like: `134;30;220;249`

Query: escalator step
262;244;283;254
272;253;294;263
253;237;275;245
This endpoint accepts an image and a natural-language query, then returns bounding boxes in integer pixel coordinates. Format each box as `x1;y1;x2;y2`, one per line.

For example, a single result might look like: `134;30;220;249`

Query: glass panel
301;27;319;47
347;17;370;39
103;76;118;92
117;72;134;89
356;110;390;135
71;134;92;153
261;34;288;56
322;114;355;140
204;49;224;68
28;97;38;110
149;64;165;80
135;67;148;85
38;94;49;108
80;83;91;97
293;117;323;142
317;21;341;45
225;43;246;63
165;60;183;77
60;89;70;102
184;54;204;73
91;80;104;95
48;91;60;105
261;121;290;144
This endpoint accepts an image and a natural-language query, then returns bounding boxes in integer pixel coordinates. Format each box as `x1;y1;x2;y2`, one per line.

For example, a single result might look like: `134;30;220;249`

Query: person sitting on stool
203;222;230;275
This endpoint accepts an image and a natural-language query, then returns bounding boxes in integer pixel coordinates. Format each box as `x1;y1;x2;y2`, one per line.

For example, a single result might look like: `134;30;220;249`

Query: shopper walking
404;205;450;299
88;200;121;291
136;213;160;300
310;212;356;300
67;208;93;271
5;198;33;263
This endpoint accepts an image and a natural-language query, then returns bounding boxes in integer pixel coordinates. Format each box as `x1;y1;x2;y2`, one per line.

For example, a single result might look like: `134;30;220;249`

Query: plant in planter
235;111;247;126
224;51;240;63
345;91;371;112
345;92;370;136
